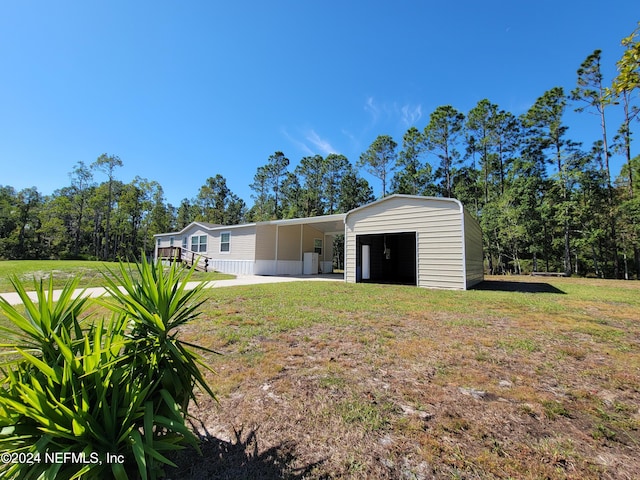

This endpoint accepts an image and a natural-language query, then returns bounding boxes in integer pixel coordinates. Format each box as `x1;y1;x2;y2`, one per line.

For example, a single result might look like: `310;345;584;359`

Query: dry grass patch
162;276;640;479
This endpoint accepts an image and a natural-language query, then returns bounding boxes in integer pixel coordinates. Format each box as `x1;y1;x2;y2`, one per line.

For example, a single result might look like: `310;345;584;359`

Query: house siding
277;225;302;261
155;224;257;275
255;224;277;261
208;225;256;261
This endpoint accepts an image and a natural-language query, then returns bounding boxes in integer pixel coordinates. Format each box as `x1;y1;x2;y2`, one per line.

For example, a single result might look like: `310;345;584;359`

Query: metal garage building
344;195;483;290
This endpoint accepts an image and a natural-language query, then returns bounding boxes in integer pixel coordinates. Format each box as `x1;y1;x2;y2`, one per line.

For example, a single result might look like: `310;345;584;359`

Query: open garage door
355;232;416;286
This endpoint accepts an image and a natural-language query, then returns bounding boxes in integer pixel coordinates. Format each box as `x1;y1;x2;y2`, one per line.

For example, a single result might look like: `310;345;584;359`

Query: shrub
99;257;217;413
0;260;216;479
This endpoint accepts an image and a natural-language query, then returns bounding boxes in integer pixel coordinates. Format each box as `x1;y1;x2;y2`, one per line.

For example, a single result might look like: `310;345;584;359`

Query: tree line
1;24;638;278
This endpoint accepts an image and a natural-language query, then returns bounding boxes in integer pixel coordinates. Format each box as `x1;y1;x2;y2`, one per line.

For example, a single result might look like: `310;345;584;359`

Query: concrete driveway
0;274;344;306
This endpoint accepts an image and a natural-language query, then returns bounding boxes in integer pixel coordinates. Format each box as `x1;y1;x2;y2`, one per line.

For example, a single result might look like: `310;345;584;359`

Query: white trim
343;218;348;283
154;213;346;240
220;231;231;254
191;234;207;253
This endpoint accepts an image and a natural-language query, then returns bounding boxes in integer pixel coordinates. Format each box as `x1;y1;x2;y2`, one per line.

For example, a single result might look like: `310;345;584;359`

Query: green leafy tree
522;87;578;276
113;179;147;258
338;164;375;212
612;23;640;277
39;189;74;258
466;99;498;203
91;153;123;260
615;155;640;277
572;50;621;276
279;171;304;219
68;161;94;257
194;175;245;226
423;106;465;198
295;154;327;216
249;165;274;221
196;174;231;224
357;135;397;197
505;152;548;273
571;50;615;191
145;182;172;254
249;152;290;219
12;187;44;260
87;182;114;260
494;110;521;196
175;198;198;229
391;126;435;196
612;24;640;198
0;186;18;258
224;194;246;225
266;151;290;218
575;145;611;276
324;154;351;214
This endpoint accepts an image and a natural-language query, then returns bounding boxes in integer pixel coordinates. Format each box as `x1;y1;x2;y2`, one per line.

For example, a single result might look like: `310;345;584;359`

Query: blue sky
1;1;638;206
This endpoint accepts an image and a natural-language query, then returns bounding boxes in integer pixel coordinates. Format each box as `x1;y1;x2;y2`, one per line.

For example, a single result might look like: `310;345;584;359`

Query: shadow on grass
166;425;325;480
473;280;566;294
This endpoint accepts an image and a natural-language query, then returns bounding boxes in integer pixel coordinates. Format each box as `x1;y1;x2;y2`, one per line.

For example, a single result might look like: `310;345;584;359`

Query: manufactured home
154;195;484;290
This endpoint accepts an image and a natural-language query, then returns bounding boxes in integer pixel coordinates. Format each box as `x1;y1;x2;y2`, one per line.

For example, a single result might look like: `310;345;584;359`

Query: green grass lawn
1;271;639;478
0;260;235;292
168;275;640;479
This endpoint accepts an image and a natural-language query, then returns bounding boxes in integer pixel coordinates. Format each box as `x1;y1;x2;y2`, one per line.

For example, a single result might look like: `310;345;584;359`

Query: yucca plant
99;257;218;413
0;265;216;479
0;275;88;363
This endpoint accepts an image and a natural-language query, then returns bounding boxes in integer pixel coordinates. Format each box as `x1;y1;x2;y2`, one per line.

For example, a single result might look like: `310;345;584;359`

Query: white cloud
364;96;380;123
281;127;314;156
400;103;423;126
305;129;337;155
364;96;423;127
282;127;338;157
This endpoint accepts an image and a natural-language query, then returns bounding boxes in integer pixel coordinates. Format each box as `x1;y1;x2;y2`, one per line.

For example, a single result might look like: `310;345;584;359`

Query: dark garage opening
355;232;416;285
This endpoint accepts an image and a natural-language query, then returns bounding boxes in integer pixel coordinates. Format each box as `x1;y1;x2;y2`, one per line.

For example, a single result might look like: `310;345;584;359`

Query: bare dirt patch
166;277;640;479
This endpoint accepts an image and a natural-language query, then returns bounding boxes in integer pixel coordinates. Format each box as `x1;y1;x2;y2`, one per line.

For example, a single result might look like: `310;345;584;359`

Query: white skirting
208;259;254;275
254;260;302;275
210;259;329;276
277;260;303;275
320;261;333;274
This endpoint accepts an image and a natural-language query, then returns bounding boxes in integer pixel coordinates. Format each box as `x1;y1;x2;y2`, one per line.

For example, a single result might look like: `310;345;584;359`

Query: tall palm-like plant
99;257;218;412
0;276;88;362
0;263;217;479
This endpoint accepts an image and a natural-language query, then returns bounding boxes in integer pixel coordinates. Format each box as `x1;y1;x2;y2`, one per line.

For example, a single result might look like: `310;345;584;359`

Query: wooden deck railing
157;246;210;272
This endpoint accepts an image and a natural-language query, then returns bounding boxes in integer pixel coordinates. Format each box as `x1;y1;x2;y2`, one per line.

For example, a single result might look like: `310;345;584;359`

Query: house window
314;238;322;255
182;237;187;250
191;235;207;253
220;232;230;253
170;236;174;246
